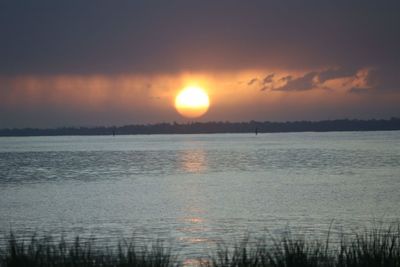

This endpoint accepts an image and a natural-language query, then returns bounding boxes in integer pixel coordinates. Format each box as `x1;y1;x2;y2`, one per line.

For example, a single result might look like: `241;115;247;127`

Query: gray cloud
0;1;399;75
365;68;400;91
272;72;318;91
280;76;293;82
248;78;258;86
262;66;400;93
263;74;275;84
318;68;359;83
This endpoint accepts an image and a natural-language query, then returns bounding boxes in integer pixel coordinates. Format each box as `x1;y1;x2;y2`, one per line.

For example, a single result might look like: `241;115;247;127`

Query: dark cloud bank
0;0;399;75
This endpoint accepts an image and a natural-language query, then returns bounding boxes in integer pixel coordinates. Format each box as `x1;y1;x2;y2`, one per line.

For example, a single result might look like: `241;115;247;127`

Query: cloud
248;73;274;90
248;78;258;86
272;72;318;91
280;76;293;82
263;73;275;84
261;66;400;93
344;67;400;94
365;68;400;92
0;1;399;75
317;68;359;83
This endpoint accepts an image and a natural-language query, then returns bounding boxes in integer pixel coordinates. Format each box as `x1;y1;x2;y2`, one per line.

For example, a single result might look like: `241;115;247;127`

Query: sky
1;0;400;128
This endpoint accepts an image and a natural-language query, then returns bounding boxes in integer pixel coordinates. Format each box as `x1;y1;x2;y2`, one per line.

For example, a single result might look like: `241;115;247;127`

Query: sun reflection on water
179;149;208;173
185;217;203;224
175;147;215;266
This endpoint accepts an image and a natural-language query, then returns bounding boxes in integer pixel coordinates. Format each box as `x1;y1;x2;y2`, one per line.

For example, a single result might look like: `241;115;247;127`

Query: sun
175;86;210;118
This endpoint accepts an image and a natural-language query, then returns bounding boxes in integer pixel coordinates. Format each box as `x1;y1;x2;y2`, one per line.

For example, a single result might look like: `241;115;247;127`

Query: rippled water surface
1;132;400;262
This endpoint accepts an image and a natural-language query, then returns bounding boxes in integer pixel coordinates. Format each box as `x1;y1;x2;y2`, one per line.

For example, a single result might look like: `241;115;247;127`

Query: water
1;132;400;263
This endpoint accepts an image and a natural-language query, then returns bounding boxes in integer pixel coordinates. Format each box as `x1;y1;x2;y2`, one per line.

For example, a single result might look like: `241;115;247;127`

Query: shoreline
1;118;399;137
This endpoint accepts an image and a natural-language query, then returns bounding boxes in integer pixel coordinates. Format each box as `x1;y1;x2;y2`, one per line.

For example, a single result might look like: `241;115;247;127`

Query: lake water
1;132;400;264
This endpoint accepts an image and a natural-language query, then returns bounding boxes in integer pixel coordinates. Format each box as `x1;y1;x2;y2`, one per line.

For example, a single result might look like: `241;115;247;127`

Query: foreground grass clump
0;234;178;267
336;227;400;267
205;226;400;267
1;225;400;267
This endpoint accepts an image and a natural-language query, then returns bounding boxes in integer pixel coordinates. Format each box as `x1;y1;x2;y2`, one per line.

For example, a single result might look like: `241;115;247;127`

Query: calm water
1;132;400;263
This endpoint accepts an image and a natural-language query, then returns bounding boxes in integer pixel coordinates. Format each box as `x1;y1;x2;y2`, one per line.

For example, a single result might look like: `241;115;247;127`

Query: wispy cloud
272;72;318;92
247;78;258;86
263;73;275;84
256;67;391;93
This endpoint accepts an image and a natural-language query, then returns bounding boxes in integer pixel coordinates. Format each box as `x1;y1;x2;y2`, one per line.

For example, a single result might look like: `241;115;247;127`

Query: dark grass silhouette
0;234;177;267
1;225;400;267
205;225;400;267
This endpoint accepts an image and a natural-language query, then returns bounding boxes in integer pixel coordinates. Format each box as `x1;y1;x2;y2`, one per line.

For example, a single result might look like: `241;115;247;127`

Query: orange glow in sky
1;68;399;127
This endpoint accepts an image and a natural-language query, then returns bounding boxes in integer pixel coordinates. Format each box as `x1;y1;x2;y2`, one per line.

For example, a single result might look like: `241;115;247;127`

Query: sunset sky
1;1;400;128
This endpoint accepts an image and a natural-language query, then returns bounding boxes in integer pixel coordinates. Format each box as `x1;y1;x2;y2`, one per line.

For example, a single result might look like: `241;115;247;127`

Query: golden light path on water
178;148;213;266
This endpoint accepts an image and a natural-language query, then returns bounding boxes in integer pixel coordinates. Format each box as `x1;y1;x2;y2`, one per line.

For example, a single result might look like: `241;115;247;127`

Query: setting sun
174;86;210;118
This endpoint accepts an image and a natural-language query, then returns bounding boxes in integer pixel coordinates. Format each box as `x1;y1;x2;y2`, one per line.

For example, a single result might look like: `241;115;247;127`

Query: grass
0;234;178;267
205;225;400;267
0;225;399;267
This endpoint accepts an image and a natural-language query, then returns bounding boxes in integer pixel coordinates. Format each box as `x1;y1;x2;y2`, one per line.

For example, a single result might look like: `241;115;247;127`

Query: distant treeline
1;118;400;136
